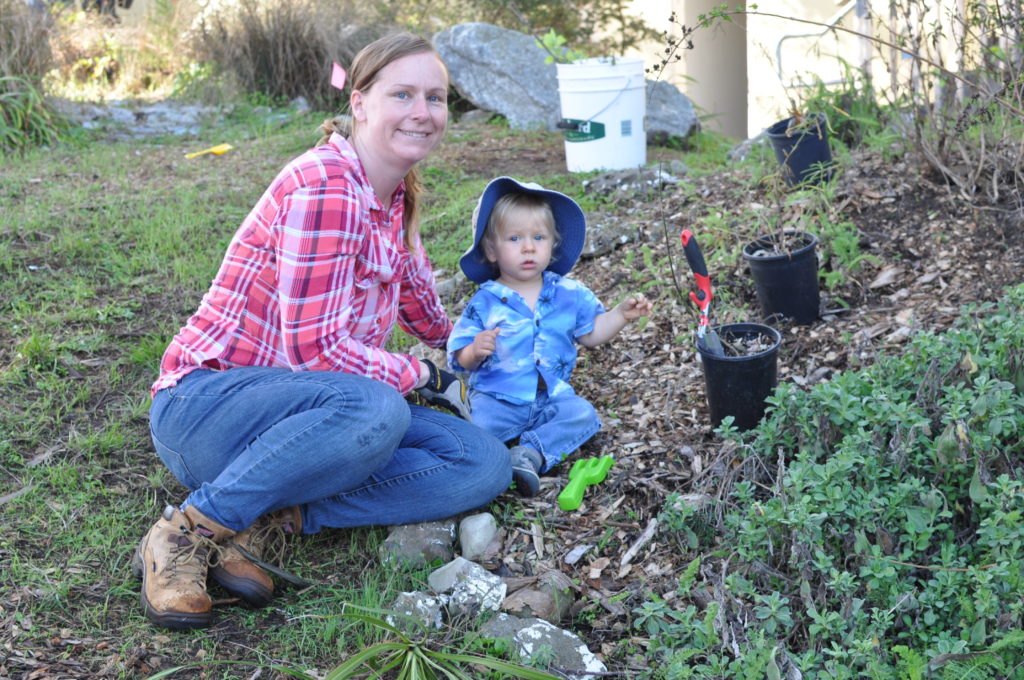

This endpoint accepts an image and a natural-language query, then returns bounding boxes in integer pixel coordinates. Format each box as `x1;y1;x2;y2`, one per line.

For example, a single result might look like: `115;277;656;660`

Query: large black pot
766;113;834;187
743;231;820;325
697;323;782;431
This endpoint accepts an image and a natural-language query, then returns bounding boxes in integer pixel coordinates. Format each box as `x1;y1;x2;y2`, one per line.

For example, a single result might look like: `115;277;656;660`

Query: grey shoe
509;446;542;497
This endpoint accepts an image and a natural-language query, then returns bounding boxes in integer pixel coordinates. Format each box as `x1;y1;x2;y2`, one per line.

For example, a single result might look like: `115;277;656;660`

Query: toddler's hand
619;294;653;322
468;327;501;363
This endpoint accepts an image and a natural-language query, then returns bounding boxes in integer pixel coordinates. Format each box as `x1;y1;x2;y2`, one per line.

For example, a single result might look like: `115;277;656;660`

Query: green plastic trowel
557;456;614;511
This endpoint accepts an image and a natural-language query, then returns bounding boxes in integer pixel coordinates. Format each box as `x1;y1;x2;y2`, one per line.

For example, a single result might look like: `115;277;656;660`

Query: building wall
627;0;968;140
623;0;747;139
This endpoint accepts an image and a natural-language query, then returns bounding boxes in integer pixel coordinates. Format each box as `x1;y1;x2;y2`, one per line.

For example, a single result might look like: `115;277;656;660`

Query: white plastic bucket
555;57;646;173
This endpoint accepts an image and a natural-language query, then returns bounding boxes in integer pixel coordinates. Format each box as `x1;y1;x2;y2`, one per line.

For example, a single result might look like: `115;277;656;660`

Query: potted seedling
742;174;821;325
765;109;835;187
682;230;783;432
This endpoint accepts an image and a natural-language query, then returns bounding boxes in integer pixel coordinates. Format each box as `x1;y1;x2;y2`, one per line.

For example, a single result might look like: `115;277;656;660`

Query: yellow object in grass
184;143;234;159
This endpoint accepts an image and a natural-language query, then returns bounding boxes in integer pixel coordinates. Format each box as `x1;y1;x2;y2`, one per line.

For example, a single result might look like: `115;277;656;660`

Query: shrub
882;0;1024;211
0;0;55;81
640;284;1024;678
186;0;391;110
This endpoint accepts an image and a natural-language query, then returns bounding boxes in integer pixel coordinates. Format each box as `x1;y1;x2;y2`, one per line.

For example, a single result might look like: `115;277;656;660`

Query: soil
5;118;1022;678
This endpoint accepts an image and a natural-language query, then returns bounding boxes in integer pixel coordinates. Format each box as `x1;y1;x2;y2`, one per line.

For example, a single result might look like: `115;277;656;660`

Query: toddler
447;177;652;496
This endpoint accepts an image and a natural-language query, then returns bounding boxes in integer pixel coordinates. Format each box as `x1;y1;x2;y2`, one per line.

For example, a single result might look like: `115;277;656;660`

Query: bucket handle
564;74;643;127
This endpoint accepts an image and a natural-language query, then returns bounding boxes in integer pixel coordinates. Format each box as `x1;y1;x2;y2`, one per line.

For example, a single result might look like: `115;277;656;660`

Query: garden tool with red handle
680;230;725;356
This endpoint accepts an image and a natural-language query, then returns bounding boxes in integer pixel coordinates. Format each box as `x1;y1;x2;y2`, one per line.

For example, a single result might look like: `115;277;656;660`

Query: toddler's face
484;215;554;287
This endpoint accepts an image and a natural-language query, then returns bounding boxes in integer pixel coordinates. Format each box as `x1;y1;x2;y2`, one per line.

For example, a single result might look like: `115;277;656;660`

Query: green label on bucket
562;119;605;142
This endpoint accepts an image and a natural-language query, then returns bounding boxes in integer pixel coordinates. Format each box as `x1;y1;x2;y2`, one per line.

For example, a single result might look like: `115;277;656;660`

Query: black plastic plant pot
766;113;834;187
743;231;821;325
697;323;782;432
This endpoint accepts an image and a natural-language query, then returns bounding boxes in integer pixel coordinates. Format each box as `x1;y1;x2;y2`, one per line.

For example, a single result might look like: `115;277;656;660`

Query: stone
580;215;636;259
433;22;698;142
479;614;607;679
502;570;575;624
428;557;506;615
456;109;495;125
645;79;699;143
379;520;457;566
459;512;498;561
433;23;560;131
387;591;445;631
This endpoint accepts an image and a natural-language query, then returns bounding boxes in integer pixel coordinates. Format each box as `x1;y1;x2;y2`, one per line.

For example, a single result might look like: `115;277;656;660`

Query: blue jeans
468;389;601;473
149;367;511;533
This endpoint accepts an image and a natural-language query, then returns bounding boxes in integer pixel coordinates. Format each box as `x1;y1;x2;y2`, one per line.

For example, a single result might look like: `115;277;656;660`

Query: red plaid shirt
152;133;452;397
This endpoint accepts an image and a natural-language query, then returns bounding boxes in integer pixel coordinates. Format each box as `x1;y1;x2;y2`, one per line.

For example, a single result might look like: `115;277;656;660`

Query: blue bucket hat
459;176;587;285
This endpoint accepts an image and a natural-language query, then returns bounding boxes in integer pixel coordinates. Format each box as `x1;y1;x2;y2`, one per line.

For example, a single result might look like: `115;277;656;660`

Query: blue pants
149;367;511;533
468;389;601;473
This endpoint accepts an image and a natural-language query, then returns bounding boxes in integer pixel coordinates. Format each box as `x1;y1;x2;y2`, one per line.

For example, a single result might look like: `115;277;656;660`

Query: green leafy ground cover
650;287;1024;679
2;101;1023;678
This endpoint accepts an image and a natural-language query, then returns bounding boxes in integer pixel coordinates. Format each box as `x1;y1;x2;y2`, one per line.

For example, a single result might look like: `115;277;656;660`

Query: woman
133;32;511;630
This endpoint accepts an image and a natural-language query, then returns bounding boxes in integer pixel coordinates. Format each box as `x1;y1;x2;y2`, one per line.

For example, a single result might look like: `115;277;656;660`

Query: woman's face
350;51;449;170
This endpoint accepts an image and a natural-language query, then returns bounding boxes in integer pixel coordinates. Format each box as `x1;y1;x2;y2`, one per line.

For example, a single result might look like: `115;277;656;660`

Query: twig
870;555;997;572
0;485;32;507
619;518;658;567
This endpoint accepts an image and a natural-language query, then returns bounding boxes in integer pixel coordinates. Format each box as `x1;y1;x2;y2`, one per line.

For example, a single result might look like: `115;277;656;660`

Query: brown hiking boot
131;505;234;629
209;506;302;608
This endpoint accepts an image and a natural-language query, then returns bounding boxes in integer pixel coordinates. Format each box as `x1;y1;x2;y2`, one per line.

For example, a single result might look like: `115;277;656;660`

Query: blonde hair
482;193;560;259
317;32;448;251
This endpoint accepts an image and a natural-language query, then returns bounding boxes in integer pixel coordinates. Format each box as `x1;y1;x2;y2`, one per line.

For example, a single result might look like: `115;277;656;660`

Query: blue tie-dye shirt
447;271;605;405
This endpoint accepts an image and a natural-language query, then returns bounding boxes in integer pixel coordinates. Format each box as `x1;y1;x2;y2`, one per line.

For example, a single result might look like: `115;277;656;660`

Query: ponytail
317;116;350;145
402;167;422;252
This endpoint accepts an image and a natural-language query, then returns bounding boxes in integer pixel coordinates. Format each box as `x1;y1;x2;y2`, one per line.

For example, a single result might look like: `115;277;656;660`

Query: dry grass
187;0;392;109
0;0;55;86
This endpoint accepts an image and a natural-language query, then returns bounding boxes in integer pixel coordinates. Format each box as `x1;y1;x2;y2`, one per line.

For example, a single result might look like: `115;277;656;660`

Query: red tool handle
680;230;713;313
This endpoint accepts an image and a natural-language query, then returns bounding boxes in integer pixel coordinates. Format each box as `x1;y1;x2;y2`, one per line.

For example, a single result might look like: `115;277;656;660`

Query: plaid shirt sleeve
274;183;421;394
396;233;454;348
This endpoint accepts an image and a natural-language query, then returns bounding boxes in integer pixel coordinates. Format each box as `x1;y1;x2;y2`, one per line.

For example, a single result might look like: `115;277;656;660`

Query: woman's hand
415;359;471;420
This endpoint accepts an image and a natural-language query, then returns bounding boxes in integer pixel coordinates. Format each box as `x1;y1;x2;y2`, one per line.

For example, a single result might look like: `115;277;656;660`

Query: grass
1;106;404;675
0;102;710;676
0;89;778;675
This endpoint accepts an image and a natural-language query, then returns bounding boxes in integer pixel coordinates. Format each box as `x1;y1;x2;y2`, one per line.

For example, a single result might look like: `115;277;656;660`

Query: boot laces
167;525;223;585
240;519;289;567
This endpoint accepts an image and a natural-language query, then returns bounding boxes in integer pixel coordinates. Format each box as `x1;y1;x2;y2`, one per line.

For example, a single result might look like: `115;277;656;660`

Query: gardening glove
415;359;471;421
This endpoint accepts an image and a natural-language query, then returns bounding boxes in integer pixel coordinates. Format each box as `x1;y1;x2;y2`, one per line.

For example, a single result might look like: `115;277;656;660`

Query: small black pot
743;231;820;325
697;323;782;431
766;113;834;186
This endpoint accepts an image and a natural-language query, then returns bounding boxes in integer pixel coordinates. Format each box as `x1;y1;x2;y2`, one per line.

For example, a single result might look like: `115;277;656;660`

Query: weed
148;605;564;680
0;75;69;154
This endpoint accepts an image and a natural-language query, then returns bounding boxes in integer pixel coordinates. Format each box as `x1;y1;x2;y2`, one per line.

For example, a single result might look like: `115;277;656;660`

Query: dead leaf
869;266;903;289
588;557;611;579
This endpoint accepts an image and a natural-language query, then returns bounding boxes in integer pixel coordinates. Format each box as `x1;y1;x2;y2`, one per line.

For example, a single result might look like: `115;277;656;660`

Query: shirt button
535;359;540;365
535;319;540;326
501;297;508;303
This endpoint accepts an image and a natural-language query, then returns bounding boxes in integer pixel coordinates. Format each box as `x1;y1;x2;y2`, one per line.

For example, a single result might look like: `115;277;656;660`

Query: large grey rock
434;23;561;131
645;79;699;142
435;22;699;143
